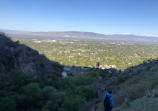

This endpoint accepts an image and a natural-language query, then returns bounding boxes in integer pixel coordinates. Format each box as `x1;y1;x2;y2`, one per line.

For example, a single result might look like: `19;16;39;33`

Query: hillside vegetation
91;59;158;111
0;34;97;111
1;35;158;111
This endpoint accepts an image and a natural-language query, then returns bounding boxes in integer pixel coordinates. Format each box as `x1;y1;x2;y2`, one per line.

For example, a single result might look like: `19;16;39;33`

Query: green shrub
114;72;158;106
0;93;20;111
100;69;109;78
22;82;42;109
79;87;96;100
73;75;95;85
0;70;31;90
0;70;96;111
61;96;85;111
116;75;125;84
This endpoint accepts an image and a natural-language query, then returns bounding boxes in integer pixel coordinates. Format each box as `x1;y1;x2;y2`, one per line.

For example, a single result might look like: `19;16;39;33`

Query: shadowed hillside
0;33;97;111
0;33;62;79
90;58;158;111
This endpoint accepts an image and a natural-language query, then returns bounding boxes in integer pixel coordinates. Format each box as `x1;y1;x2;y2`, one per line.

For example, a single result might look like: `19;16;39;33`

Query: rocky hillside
0;33;62;79
89;57;158;111
0;33;97;111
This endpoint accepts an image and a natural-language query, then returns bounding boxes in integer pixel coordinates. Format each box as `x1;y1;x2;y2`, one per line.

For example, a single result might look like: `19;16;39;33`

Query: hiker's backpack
104;95;111;108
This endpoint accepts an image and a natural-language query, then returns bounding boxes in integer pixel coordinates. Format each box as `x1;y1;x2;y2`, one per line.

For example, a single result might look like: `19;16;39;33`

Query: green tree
21;82;42;110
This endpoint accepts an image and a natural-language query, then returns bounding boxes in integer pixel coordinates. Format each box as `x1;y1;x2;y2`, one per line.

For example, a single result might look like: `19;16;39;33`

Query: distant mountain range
1;29;158;44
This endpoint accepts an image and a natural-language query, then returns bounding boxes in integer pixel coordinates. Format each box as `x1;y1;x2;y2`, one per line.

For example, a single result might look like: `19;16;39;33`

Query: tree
96;62;100;68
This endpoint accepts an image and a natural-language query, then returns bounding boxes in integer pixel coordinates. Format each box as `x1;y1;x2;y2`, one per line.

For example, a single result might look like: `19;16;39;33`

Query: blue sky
0;0;158;35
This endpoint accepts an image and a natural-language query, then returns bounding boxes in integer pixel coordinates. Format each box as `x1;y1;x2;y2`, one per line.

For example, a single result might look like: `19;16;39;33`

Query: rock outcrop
0;33;62;79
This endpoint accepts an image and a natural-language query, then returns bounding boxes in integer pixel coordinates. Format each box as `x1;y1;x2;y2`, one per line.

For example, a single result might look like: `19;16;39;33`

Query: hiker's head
108;90;112;94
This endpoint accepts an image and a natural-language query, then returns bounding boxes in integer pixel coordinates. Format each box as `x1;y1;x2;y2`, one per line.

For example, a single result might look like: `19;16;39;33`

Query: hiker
103;90;114;111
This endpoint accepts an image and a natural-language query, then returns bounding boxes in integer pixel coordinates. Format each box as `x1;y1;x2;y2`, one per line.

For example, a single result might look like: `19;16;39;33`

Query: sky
0;0;158;35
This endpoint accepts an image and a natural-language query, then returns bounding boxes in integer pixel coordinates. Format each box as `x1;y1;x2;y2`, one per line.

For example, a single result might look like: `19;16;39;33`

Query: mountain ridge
2;29;158;43
1;29;158;37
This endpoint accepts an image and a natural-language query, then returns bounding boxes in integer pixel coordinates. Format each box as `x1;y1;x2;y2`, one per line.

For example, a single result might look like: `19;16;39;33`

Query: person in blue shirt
103;90;114;111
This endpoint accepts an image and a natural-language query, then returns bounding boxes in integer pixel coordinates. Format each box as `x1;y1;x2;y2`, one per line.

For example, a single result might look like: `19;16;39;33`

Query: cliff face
0;33;62;79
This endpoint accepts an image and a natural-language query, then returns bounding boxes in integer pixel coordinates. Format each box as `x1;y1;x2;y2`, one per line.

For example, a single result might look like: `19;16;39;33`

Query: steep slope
113;96;158;111
0;33;97;111
0;33;62;79
90;58;158;111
